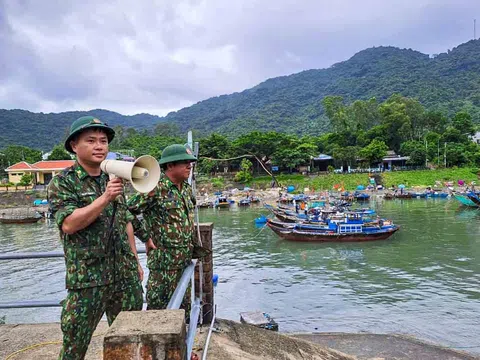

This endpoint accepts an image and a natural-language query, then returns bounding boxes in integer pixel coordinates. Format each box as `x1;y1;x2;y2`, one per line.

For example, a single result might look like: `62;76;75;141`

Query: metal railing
167;259;202;359
0;249;201;360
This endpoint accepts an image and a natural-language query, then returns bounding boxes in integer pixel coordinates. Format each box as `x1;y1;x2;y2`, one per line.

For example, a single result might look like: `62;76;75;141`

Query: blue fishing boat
353;192;370;201
453;193;477;207
214;195;231;208
238;198;251;206
429;192;449;198
254;215;268;224
267;212;399;242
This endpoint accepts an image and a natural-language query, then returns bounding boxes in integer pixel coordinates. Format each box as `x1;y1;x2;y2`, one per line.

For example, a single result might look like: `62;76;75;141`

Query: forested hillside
0;109;161;150
1;39;479;150
165;39;480;135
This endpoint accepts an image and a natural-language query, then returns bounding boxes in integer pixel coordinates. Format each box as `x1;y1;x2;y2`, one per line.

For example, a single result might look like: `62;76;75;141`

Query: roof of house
6;160;75;172
382;156;410;161
31;160;75;170
313;154;333;161
5;161;34;171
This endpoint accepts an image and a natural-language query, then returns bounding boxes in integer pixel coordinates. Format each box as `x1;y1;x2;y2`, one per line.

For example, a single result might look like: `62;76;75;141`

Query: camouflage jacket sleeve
47;174;78;228
127;190;157;243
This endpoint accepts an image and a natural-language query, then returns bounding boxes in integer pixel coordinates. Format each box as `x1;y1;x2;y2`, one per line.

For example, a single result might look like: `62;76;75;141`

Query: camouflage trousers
146;268;191;316
58;281;143;360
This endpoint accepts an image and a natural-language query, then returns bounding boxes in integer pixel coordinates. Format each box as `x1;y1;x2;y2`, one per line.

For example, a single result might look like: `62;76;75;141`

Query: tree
0;145;42;166
452;111;475;136
400;140;426;166
348;98;380;131
234;159;253;183
48;144;72;160
322;96;350;133
359;140;388;166
154;122;181;137
333;146;360;169
18;173;34;186
199;133;232;159
424;111;447;134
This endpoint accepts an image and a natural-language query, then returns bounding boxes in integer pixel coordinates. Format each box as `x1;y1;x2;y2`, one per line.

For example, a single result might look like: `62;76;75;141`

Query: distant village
3;129;480;189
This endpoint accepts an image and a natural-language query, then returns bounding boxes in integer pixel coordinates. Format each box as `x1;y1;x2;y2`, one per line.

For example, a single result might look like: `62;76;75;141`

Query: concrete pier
1;319;477;360
104;310;186;360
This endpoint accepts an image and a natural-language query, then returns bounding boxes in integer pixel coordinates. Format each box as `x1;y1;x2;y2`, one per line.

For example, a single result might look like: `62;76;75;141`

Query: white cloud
0;0;479;116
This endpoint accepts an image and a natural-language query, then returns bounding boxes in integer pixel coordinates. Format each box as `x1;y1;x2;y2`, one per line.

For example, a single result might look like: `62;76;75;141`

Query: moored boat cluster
265;195;399;242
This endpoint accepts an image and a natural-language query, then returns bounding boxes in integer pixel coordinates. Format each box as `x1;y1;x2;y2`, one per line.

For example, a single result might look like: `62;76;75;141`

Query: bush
234;159;253;183
18;173;34;186
211;177;224;189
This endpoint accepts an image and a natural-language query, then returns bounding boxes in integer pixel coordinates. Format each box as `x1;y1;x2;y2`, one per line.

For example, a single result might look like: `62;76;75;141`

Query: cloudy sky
1;0;479;116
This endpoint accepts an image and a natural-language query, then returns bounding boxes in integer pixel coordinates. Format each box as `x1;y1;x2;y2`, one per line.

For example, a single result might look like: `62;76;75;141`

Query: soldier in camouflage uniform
48;116;143;360
128;144;198;311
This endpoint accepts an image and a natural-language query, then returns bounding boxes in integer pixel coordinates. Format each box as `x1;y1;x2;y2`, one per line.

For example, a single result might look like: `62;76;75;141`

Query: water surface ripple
0;198;479;354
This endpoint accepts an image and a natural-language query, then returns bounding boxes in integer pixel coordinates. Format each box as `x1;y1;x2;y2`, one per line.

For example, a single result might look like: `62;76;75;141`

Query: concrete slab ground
293;333;479;360
0;322;107;360
1;320;478;360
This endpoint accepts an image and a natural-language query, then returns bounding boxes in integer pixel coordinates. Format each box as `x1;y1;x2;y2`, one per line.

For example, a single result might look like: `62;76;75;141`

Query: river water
0;198;479;354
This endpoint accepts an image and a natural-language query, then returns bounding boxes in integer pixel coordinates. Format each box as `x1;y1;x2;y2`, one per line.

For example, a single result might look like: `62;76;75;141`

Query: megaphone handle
108;174;123;201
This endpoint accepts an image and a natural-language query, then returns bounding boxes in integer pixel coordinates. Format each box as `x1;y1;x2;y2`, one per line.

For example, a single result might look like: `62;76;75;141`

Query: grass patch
249;167;479;190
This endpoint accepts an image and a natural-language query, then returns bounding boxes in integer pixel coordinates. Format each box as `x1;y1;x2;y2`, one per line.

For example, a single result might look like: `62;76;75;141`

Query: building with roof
6;160;75;185
312;154;334;172
382;151;410;170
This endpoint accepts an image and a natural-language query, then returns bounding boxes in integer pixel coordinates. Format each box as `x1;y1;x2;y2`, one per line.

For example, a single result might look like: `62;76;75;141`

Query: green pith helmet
64;116;115;153
159;144;197;165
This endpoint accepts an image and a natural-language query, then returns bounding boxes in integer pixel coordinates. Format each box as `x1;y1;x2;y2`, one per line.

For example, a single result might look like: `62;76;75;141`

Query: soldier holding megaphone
48;116;144;360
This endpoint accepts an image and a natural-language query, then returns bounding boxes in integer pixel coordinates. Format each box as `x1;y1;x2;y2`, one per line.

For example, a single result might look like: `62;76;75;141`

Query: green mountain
1;39;479;151
165;39;480;135
0;109;161;151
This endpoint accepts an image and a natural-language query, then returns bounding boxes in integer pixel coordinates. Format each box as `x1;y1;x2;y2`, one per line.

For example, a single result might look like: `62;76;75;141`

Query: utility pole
425;139;428;167
475;19;477;40
444;142;447;168
437;139;440;167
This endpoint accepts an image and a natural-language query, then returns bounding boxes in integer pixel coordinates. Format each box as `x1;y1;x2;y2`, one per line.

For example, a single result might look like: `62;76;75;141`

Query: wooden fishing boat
215;196;231;208
198;201;213;208
267;215;399;242
0;209;42;224
395;193;413;199
0;216;42;224
272;209;298;223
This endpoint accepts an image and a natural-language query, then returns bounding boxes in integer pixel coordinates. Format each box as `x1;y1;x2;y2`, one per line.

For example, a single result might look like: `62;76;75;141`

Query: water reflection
0;200;479;354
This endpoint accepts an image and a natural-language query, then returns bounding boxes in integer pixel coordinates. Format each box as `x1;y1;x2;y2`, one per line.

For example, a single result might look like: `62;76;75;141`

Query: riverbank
0;190;47;209
246;168;479;191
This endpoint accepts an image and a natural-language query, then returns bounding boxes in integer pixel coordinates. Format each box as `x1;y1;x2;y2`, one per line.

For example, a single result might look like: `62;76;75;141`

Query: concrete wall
8;172;25;184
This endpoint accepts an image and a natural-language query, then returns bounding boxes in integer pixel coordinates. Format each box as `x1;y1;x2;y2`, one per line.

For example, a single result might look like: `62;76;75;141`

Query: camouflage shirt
48;163;140;290
127;173;195;270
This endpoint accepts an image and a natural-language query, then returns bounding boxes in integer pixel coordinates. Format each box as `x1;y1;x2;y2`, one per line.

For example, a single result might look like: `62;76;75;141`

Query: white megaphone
100;155;161;193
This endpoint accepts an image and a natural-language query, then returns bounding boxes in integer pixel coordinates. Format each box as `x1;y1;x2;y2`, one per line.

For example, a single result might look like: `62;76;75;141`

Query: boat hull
0;217;42;224
267;221;399;242
454;194;478;207
216;202;231;208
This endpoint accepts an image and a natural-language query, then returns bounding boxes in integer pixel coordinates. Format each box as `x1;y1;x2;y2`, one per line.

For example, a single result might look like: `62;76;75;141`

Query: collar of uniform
73;162;108;182
160;172;188;192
